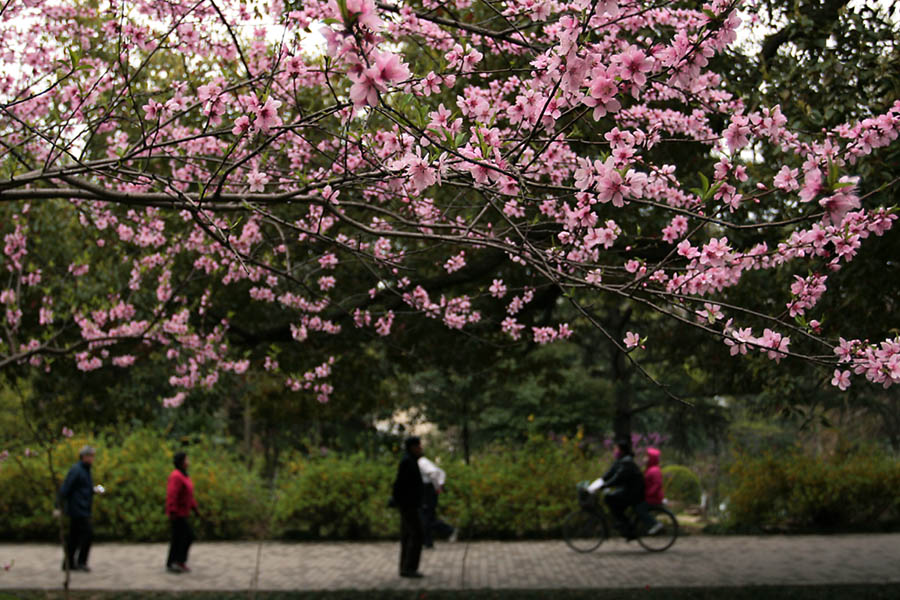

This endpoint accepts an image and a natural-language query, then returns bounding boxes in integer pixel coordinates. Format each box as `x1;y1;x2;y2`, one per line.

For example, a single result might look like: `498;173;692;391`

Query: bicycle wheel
636;506;678;552
562;509;608;553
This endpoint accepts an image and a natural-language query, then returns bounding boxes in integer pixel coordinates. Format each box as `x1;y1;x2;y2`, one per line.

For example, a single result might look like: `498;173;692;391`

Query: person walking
391;437;425;578
57;445;97;572
165;451;200;574
418;453;457;548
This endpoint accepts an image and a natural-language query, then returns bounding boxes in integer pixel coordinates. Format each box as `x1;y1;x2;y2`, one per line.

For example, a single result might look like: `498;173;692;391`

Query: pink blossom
624;331;641;349
613;46;652;86
724;324;753;356
773;166;799;191
533;326;558;344
397;148;436;193
375;311;394;336
319;253;339;269
163;392;186;408
489;279;507;298
724;115;750;152
798;168;823;203
444;251;466;273
342;0;382;30
143;99;163;120
501;317;525;340
68;263;89;277
318;275;336;291
112;355;136;367
247;170;269;192
596;170;625;206
820;179;860;225
254;98;282;133
835;338;855;362
831;369;851;391
759;328;790;363
232;115;251;136
349;52;411;108
586;269;603;284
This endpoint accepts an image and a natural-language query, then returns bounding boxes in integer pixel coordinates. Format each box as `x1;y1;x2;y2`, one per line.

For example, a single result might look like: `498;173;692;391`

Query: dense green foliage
274;453;396;540
661;465;703;506
0;430;609;541
0;431;264;541
6;425;899;541
726;445;900;530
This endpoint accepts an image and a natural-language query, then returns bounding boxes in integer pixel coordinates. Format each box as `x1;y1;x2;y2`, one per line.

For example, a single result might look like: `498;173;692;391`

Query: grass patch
2;585;899;600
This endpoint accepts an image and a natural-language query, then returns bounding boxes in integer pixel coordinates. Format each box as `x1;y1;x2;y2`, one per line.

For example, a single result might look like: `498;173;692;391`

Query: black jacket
392;452;424;510
59;461;94;518
602;455;645;505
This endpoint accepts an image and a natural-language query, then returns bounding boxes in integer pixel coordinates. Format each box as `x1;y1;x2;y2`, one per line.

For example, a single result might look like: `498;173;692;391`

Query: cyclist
599;439;645;540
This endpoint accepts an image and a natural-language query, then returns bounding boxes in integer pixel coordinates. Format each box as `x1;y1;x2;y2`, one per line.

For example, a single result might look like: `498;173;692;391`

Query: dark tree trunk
612;381;633;443
461;395;471;465
609;305;634;443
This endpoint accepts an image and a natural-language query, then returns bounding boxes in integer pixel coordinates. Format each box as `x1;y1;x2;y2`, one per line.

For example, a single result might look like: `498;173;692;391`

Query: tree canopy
2;0;899;443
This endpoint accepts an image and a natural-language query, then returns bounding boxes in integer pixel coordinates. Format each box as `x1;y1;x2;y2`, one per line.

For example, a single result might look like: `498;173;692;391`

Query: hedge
0;430;607;541
8;428;896;540
726;445;900;530
661;465;702;505
0;430;264;541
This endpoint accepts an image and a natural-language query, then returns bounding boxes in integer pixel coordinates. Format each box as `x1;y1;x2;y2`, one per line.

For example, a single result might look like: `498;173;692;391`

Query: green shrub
727;445;900;530
0;429;265;541
439;435;607;538
272;435;610;540
661;465;702;505
273;453;396;539
0;429;635;541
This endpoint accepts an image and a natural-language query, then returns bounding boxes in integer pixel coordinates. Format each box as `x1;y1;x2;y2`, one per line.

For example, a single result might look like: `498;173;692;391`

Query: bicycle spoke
636;507;678;552
563;509;607;553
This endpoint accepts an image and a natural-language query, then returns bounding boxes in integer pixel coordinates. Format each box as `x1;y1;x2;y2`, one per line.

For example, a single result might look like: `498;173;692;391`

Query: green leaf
699;172;710;193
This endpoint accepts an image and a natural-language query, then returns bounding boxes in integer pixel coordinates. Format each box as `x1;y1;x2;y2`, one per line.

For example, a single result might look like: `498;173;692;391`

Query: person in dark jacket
391;437;425;578
58;445;96;572
601;440;645;540
165;451;201;574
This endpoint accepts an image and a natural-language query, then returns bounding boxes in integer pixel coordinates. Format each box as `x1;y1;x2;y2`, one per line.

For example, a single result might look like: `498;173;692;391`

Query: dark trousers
421;484;454;546
166;517;194;567
604;493;636;537
399;507;423;574
634;501;658;528
65;516;92;568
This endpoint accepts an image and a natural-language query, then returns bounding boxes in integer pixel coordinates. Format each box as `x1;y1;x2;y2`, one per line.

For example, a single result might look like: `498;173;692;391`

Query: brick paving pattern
1;535;898;591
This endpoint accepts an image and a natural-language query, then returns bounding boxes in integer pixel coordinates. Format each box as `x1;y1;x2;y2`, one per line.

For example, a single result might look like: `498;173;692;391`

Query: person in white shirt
417;454;458;548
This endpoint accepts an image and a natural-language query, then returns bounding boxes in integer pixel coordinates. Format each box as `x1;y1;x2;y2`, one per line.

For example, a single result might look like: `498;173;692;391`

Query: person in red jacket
166;452;200;574
644;447;664;506
633;446;665;536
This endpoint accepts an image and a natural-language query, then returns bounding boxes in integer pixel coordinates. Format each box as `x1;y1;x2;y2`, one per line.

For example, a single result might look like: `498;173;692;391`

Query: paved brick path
1;535;898;591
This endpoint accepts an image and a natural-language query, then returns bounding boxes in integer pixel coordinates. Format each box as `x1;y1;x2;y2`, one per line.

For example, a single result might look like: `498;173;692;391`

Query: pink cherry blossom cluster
1;0;900;409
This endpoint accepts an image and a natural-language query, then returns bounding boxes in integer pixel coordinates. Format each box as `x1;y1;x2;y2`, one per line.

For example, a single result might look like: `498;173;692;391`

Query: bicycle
562;482;678;553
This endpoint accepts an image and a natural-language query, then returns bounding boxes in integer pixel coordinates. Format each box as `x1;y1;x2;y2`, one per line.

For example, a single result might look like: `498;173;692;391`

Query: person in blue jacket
58;446;96;572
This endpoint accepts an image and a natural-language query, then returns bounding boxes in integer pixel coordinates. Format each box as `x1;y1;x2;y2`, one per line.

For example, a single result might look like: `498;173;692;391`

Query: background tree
2;0;899;460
